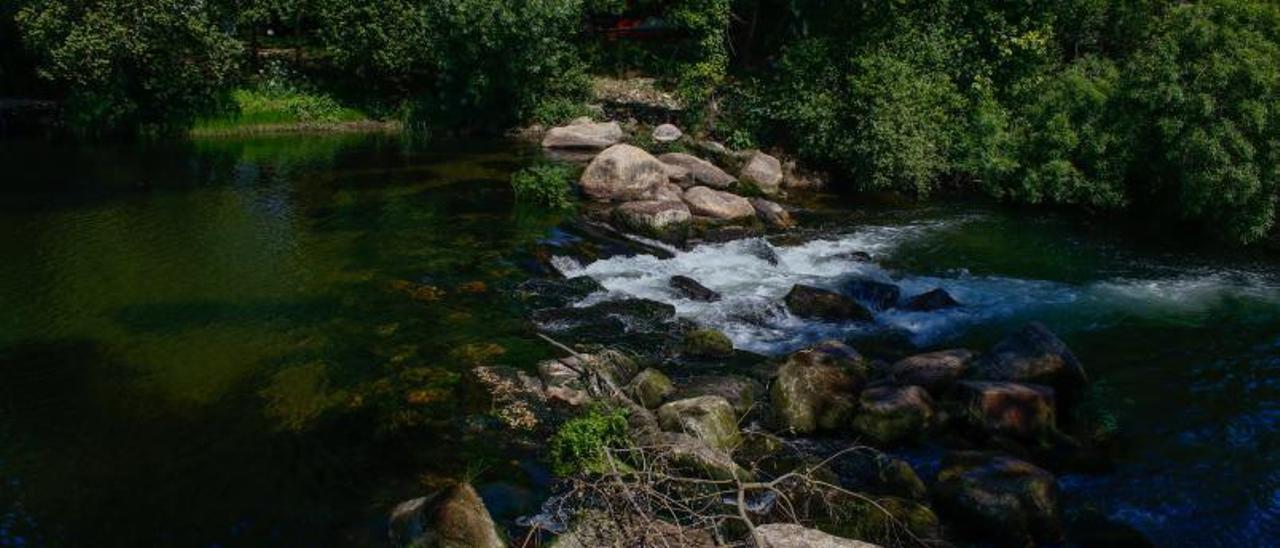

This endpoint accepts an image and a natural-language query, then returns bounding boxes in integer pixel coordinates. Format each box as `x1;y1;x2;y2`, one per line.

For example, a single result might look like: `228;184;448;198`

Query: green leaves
548;404;629;476
511;163;576;210
16;0;242;135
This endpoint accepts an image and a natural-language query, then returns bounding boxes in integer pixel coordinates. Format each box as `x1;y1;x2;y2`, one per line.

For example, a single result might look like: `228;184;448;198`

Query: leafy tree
1123;0;1280;242
15;0;243;135
983;56;1130;209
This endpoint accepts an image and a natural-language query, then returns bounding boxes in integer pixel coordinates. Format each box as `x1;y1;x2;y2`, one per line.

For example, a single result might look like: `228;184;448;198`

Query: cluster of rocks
387;120;1135;547
397;284;1123;546
540;118;805;246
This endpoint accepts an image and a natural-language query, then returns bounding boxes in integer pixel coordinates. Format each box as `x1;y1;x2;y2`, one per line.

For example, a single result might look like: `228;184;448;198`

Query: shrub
15;0;242;135
511;163;576;209
548;404;629;476
1121;0;1280;243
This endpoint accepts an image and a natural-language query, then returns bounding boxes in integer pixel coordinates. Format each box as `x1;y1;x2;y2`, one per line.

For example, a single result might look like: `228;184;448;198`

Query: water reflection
0;134;560;545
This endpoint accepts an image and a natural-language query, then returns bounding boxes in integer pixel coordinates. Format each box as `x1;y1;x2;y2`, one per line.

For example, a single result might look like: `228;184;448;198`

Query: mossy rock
681;328;734;359
656;395;742;451
629;368;675;409
819;496;942;544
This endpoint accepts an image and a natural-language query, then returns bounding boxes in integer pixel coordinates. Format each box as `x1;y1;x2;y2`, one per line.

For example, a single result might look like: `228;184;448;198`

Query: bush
318;0;591;131
15;0;242;135
511;163;576;209
548;404;629;476
1121;0;1280;243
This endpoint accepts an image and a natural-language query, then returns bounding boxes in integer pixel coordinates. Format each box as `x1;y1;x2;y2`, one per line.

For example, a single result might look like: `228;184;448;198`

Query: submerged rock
683;186;756;220
888;349;974;395
755;523;880;548
682;328;735;359
657;395;742;451
750;197;794;229
738;150;783;195
669;275;721;302
934;452;1063;545
579;144;668;202
652;123;683;142
388;482;504;548
514;276;604;310
953;380;1057;442
843;279;901;311
784;285;874;322
629;367;675;409
658;152;736;189
611;200;691;243
851;385;936;446
771;341;868;434
972;322;1088;404
532;298;676;337
744;238;782;265
541;121;623;150
903;287;960;311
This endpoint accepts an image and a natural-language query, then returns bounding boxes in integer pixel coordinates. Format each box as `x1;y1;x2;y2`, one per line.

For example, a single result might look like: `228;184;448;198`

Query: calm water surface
2;133;1279;546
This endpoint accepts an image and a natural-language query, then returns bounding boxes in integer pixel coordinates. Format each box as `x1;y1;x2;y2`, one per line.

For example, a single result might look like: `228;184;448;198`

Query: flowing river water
1;133;1278;546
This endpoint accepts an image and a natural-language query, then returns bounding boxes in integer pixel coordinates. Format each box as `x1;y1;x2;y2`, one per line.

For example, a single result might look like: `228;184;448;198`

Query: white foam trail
555;219;1280;355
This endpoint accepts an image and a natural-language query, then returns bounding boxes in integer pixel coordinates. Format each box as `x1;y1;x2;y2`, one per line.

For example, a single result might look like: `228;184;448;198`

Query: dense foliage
5;0;1280;241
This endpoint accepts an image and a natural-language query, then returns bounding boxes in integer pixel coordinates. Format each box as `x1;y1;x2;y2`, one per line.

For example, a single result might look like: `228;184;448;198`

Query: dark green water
0;134;562;546
2;133;1279;547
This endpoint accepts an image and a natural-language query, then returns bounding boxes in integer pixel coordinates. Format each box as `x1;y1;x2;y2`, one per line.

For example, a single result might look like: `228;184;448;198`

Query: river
1;133;1278;546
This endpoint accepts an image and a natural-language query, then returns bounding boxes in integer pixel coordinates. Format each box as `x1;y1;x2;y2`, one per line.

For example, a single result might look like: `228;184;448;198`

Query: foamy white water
555;217;1280;355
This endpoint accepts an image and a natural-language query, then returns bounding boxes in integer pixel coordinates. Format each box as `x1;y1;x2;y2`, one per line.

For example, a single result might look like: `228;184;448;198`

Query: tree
1124;0;1280;242
16;0;243;135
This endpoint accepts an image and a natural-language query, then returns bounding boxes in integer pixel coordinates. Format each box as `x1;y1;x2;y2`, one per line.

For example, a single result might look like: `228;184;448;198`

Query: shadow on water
0;133;565;546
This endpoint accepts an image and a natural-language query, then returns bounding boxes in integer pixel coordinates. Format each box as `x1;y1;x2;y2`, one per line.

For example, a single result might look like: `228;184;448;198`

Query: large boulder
659;152;737;189
674;375;760;416
851;385;936;446
738;150;783;195
669;275;721;302
934;452;1063;545
972;322;1088;404
953;381;1057;442
770;341;868;434
784;285;874;322
649;182;685;202
681;328;735;359
629;368;675;409
888;349;975;395
843;280;901;311
611;200;691;243
541;121;623;149
755;524;881;548
579;144;668;202
750;198;795;229
683;186;756;220
657;395;742;451
388;483;504;548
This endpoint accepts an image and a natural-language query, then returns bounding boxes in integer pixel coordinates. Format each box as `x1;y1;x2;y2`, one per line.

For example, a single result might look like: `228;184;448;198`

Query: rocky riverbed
386;120;1151;547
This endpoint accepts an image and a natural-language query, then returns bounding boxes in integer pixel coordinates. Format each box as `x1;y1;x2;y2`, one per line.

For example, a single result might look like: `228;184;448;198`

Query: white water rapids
553;216;1280;355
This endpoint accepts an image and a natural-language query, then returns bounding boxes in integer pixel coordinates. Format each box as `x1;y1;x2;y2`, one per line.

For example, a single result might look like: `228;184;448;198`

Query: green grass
192;88;376;135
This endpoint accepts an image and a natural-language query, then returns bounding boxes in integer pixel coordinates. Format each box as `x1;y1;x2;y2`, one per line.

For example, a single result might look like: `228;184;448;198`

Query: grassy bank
191;88;399;137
